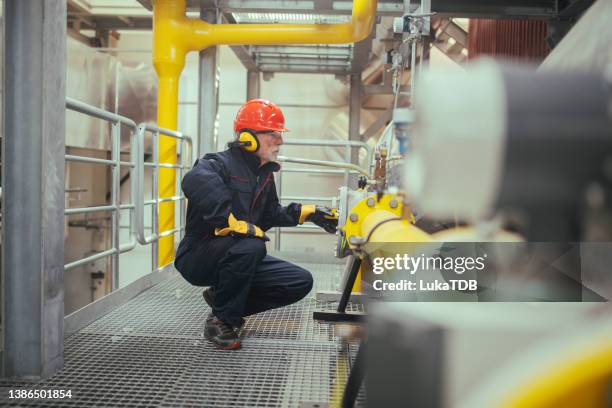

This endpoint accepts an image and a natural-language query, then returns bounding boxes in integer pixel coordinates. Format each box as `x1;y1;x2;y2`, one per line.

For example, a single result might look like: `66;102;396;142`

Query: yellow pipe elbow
153;0;189;75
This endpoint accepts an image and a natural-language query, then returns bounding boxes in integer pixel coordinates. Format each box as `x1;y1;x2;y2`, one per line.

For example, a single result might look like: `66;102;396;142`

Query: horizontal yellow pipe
189;19;375;49
191;0;375;48
154;0;377;70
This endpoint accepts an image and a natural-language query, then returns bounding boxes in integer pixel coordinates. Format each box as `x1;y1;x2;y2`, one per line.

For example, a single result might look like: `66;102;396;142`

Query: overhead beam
231;45;259;71
558;0;595;17
138;0;560;18
135;0;404;15
93;17;152;30
221;13;258;71
67;27;94;46
430;0;557;18
361;106;393;141
438;19;467;47
252;44;352;57
259;66;351;75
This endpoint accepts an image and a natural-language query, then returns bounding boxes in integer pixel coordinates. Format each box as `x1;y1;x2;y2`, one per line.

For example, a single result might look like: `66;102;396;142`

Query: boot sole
221;341;242;350
204;330;242;350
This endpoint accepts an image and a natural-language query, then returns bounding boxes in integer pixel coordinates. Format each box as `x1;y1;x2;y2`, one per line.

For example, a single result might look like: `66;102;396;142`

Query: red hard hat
233;99;289;133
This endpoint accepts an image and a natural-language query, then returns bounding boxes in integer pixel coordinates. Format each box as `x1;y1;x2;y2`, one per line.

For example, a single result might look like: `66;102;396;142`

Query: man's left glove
215;213;269;241
299;205;338;234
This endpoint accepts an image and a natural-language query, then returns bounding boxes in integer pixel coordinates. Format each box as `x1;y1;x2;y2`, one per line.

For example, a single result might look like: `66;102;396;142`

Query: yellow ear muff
238;131;259;152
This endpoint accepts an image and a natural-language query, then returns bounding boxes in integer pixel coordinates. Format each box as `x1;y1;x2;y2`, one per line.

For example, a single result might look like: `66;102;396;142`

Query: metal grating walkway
0;255;365;407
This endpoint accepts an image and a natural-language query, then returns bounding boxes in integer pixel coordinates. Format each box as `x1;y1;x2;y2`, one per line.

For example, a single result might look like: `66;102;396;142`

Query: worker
175;99;338;350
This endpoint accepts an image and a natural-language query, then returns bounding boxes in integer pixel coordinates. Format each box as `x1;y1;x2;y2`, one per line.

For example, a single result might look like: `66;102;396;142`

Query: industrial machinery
305;2;612;406
327;59;612;408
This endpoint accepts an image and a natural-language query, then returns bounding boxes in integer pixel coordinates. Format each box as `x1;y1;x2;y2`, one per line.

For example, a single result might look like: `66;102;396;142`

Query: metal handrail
277;155;370;177
64;99;193;290
135;123;193;270
66;97;137;129
283;138;373;168
64;98;140;291
273;139;373;250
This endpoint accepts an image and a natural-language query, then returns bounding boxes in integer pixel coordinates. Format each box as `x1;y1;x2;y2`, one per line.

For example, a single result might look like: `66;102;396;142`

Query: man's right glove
299;205;338;234
215;213;269;241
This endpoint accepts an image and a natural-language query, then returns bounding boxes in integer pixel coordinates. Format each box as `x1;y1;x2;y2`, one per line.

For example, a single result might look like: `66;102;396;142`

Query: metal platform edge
64;264;176;337
268;250;346;265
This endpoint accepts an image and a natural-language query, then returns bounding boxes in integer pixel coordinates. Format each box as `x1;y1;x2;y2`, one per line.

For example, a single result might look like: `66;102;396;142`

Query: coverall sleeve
260;178;301;230
181;157;231;228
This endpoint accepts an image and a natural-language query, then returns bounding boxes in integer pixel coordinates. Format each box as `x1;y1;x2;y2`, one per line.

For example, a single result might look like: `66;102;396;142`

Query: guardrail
135;123;193;270
64;98;140;290
64;98;193;290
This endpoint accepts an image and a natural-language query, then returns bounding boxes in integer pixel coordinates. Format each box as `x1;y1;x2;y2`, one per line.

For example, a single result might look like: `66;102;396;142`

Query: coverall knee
175;236;312;327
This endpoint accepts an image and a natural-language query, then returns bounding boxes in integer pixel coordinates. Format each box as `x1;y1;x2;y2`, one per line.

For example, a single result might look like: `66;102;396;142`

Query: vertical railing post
152;130;160;271
179;135;185;241
343;144;351;187
129;125;138;250
275;171;283;251
110;122;121;290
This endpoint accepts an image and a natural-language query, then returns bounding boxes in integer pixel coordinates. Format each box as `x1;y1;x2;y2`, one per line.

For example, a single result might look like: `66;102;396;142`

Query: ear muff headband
238;130;260;152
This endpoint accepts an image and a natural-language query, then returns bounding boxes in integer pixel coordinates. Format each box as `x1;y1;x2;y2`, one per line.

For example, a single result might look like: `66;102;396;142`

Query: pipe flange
344;194;405;249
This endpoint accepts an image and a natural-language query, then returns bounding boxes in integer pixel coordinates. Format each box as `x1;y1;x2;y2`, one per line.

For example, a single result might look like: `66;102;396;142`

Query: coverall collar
234;147;280;175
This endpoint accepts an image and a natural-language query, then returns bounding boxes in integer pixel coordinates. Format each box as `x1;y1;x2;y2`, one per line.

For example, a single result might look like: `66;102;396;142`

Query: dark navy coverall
174;146;313;327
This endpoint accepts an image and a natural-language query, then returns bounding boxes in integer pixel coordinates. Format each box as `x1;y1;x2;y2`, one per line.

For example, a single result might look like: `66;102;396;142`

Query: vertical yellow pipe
153;0;186;267
157;76;179;266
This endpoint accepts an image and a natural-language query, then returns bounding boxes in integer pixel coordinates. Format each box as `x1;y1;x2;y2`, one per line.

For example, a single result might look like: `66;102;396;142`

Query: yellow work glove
299;205;339;234
215;213;269;241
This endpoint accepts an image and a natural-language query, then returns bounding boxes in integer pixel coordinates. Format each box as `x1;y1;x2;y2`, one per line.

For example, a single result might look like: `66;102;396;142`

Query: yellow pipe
501;341;612;408
361;210;433;244
154;0;184;267
153;0;378;267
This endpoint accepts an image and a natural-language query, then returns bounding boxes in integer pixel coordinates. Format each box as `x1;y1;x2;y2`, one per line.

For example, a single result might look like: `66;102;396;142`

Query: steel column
197;7;220;155
247;70;261;100
348;73;362;186
2;0;66;379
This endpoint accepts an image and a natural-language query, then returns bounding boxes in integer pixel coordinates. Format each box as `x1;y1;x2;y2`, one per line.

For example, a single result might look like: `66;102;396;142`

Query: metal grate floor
0;257;365;407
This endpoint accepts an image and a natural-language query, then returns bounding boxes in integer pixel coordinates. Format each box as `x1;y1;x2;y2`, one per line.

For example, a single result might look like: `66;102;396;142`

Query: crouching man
175;99;338;349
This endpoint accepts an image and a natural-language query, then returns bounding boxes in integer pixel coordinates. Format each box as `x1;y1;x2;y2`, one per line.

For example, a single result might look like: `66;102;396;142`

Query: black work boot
202;288;246;329
204;314;241;350
202;287;215;308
